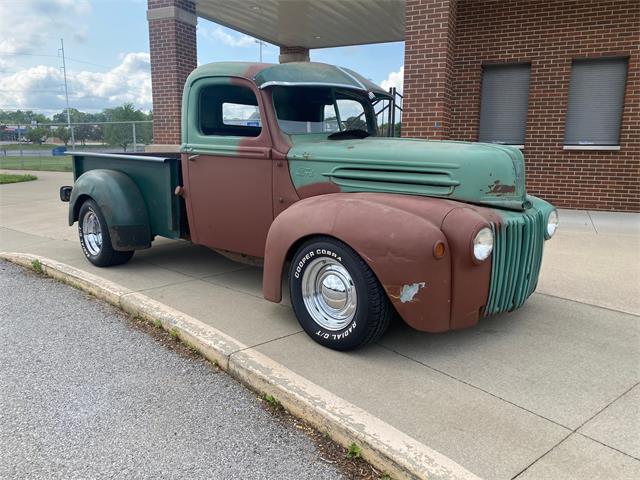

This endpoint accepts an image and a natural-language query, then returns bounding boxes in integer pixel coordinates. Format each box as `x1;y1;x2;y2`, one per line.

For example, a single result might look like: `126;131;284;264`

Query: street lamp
254;39;266;62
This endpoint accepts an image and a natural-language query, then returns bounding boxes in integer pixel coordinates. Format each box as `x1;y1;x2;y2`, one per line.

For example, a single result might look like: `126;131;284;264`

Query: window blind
478;63;531;145
564;57;628;146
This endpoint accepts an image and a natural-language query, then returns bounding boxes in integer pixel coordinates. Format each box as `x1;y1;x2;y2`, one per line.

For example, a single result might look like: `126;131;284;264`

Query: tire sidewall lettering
314;319;357;341
293;244;357;344
293;248;343;279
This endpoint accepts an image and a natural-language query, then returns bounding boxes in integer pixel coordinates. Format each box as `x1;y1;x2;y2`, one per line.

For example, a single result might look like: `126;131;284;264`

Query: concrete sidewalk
2;170;639;479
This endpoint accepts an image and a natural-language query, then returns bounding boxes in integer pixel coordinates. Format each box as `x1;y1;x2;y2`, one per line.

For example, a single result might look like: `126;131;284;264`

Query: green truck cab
61;61;558;351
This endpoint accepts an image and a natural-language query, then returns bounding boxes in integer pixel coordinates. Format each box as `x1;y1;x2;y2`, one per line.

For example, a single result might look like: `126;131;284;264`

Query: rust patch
296;181;342;199
487;180;516;195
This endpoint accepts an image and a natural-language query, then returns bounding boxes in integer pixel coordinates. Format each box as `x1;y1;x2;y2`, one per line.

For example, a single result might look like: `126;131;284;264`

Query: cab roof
186;61;390;97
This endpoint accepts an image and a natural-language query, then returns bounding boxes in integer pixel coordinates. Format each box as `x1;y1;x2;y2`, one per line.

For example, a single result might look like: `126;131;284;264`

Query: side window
199;84;262;137
323;104;338;132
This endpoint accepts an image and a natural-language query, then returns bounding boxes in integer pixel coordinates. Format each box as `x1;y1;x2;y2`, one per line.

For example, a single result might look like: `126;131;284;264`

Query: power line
0;52;114;70
1;89;65;93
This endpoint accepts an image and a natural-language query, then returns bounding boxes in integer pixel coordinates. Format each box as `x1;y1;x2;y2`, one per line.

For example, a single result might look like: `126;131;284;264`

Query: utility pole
59;38;75;148
255;39;265;62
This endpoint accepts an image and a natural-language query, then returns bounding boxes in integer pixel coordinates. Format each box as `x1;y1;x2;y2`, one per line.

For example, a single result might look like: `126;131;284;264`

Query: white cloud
380;65;404;93
0;53;152;114
206;27;256;47
74;53;152;109
0;0;91;56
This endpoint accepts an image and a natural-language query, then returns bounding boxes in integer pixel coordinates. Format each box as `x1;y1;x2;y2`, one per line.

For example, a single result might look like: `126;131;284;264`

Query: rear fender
263;193;453;332
69;169;151;250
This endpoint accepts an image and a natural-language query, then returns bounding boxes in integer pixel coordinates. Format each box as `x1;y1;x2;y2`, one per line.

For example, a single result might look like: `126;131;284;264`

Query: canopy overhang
195;0;406;49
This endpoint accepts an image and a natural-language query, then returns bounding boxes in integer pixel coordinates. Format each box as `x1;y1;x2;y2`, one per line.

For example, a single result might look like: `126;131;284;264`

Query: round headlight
546;210;559;239
473;227;494;262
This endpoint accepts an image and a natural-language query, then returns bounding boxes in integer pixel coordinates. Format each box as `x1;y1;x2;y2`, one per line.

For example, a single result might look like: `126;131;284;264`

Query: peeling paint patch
400;282;426;303
487;180;516;195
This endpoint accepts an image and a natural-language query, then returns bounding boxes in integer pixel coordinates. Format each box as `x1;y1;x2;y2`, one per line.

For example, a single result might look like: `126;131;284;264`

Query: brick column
402;0;458;139
279;46;310;63
147;0;197;147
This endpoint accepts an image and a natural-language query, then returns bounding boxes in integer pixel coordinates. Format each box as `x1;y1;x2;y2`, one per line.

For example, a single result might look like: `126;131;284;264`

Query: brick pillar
147;0;197;147
279;46;310;63
402;0;458;139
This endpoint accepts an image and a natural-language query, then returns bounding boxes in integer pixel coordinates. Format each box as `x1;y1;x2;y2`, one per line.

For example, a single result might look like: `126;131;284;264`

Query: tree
54;126;71;146
103;103;150;151
343;116;367;131
0;110;49;125
26;127;48;144
52;108;79;124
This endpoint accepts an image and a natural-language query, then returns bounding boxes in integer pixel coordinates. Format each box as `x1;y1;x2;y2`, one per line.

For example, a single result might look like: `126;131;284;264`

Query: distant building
0;125;28;142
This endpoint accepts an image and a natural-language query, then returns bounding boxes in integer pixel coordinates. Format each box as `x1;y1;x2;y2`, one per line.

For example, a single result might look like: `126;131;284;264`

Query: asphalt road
0;260;343;480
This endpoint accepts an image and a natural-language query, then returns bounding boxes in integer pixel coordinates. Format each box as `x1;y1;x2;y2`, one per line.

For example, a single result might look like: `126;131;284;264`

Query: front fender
263;193;459;332
69;169;151;250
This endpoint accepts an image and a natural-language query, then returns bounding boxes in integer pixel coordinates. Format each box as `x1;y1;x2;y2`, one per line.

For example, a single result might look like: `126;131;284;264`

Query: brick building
147;0;639;211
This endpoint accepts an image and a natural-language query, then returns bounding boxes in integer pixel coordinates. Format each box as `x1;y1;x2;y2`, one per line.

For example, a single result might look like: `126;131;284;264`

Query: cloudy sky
0;0;404;117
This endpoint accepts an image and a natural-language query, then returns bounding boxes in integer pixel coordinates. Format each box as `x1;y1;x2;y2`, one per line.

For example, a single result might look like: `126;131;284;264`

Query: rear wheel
289;236;393;350
78;199;134;267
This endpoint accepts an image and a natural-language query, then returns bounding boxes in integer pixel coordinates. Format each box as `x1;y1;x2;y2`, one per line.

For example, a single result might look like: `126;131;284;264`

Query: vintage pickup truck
61;61;558;350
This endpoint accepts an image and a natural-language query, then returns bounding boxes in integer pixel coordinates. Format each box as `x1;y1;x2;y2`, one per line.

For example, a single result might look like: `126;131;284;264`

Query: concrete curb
1;252;482;480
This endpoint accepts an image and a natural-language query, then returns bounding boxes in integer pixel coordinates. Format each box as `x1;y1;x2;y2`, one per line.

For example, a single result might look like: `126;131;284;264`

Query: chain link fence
0;121;153;172
1;120;153;156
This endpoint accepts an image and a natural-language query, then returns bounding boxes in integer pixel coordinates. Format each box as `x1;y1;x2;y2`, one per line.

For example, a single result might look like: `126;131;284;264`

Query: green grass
0;155;72;172
346;442;362;459
263;394;282;410
0;173;37;184
0;143;63;151
31;259;44;274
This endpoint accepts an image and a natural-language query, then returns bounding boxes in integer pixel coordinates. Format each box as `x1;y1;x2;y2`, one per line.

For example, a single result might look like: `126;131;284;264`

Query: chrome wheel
82;209;102;256
301;257;357;331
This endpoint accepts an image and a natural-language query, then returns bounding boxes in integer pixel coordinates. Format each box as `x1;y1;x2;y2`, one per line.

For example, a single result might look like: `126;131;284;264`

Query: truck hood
286;136;528;210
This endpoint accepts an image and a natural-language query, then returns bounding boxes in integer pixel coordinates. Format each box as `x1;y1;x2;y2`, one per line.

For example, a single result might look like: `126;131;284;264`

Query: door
183;78;273;257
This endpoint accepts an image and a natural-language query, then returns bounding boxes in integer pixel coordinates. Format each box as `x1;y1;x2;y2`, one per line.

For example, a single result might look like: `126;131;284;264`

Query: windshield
272;86;377;136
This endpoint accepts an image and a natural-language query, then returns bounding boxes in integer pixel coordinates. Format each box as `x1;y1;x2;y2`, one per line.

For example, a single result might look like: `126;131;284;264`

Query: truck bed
70;152;185;240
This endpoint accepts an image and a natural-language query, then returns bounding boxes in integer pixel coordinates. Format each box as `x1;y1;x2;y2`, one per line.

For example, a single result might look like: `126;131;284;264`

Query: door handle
188;154;200;161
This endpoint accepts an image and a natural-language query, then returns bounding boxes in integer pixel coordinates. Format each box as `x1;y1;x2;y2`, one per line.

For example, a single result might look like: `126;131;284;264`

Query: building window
564;58;628;147
199;84;262;137
478;63;531;146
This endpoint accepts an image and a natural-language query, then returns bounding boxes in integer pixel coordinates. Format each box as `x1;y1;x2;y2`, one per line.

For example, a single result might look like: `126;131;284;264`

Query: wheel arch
263;193;455;332
70;193;92;225
69;169;151;250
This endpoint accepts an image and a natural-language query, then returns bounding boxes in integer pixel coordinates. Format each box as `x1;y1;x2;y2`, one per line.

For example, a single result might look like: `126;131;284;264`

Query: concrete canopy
195;0;405;48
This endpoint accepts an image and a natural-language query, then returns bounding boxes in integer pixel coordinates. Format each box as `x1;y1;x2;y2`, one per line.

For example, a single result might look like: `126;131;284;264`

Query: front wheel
78;199;134;267
289;236;393;350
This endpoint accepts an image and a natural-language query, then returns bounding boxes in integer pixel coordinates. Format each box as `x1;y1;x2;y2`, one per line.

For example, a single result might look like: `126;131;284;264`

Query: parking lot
1;170;639;479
